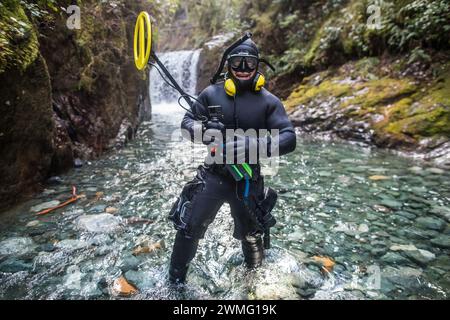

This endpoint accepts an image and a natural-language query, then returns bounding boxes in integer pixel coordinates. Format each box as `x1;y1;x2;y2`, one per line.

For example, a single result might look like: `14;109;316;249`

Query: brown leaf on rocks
132;240;165;256
94;192;104;201
312;256;335;273
105;207;118;214
111;276;137;297
369;175;390;181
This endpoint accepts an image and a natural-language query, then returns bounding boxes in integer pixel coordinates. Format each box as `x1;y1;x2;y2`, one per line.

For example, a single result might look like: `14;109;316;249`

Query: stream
0;50;449;300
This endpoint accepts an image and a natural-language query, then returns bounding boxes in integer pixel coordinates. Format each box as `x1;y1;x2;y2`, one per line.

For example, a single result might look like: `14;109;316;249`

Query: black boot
169;231;199;284
242;233;264;268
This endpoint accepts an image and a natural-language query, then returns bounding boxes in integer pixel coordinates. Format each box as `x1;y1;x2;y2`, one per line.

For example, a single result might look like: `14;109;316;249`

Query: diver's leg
228;198;264;268
169;231;199;284
241;231;264;268
169;168;226;284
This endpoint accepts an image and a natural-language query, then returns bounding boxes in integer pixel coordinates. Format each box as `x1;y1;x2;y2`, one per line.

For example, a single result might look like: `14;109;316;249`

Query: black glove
222;135;270;164
202;120;225;145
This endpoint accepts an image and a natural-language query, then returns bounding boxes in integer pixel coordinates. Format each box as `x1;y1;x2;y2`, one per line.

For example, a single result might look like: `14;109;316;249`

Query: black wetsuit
169;83;296;283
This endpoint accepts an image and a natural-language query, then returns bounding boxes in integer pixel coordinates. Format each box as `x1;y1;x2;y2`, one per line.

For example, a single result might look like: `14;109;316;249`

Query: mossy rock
0;0;39;73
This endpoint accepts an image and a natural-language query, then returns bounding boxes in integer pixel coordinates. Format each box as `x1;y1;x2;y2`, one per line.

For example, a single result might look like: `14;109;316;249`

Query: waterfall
149;50;201;105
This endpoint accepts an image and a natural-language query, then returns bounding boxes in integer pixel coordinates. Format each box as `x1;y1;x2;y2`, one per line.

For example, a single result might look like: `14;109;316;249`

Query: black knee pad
169;231;200;284
241;233;264;268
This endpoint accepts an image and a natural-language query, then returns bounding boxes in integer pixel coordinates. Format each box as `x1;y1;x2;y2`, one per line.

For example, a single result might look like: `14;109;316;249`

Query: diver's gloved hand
223;135;270;164
202;121;225;145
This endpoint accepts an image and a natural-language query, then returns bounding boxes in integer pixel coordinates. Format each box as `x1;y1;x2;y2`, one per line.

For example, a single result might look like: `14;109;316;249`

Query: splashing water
0;51;449;300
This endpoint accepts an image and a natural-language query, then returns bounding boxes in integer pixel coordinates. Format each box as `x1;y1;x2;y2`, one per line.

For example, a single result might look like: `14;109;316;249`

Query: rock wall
0;0;153;210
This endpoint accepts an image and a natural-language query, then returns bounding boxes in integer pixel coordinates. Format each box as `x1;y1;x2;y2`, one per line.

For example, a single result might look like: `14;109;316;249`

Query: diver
168;38;297;284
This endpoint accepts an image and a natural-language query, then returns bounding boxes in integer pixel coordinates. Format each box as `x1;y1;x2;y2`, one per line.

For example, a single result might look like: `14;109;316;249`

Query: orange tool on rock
37;186;82;216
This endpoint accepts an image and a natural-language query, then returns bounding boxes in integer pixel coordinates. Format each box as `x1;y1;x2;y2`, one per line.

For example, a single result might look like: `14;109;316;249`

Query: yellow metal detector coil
133;11;152;70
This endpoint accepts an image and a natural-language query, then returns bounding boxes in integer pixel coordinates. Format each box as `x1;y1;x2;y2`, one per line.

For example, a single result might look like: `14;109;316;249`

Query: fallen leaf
111;276;137;297
133;240;165;256
94;192;104;201
105;207;119;214
369;175;390;181
312;256;335;273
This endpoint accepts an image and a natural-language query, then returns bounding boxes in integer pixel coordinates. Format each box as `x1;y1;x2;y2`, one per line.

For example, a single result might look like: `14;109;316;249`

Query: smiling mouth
235;72;253;80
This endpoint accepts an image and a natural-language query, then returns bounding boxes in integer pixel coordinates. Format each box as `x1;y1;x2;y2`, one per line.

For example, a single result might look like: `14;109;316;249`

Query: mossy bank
285;56;450;166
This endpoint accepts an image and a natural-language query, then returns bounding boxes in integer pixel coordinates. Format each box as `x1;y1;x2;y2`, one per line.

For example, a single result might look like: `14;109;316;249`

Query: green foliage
385;0;450;51
407;47;431;65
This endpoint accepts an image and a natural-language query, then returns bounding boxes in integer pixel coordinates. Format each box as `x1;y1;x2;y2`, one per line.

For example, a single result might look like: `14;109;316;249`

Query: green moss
0;0;39;73
303;24;324;67
284;77;352;109
342;78;417;109
378;65;450;138
385;106;450;137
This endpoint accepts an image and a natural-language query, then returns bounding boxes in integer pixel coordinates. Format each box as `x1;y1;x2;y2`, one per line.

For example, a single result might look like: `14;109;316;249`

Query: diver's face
231;69;256;81
228;54;258;81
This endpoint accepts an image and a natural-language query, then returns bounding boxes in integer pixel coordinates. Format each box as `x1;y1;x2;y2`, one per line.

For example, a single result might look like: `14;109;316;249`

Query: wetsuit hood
227;39;259;91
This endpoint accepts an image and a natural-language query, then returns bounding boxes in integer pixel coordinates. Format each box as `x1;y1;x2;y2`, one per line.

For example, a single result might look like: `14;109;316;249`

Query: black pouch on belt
168;174;204;235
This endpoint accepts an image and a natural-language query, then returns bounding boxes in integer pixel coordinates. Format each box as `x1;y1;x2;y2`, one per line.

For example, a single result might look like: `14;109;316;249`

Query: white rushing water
149;49;201;106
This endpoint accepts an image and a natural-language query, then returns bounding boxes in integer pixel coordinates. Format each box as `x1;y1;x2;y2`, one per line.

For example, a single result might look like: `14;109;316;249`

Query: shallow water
0;103;449;300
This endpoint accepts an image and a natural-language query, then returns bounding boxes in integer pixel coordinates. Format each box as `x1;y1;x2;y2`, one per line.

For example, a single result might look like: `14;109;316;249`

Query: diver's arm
265;100;296;157
181;91;209;143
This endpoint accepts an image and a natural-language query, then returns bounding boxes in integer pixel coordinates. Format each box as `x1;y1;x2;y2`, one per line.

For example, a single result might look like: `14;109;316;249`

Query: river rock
390;244;417;252
0;258;33;273
380;199;403;210
415;217;446;231
396;211;417;220
404;249;436;266
26;220;40;227
253;282;299;300
55;239;89;251
87;234;113;246
382;266;423;288
429;206;450;222
0;237;36;256
39;243;56;252
46;176;64;185
425;167;444;174
430;235;450;249
373;204;391;213
287;230;303;241
296;288;317;298
76;214;122;233
119;254;140;272
74;158;83;168
358;224;369;233
123;270;156;291
30;200;61;213
370;248;387;257
90;205;107;213
432;255;450;271
380;252;411;265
